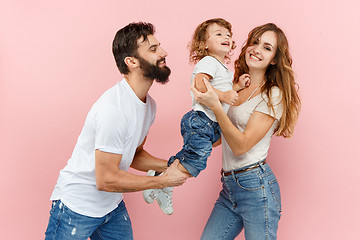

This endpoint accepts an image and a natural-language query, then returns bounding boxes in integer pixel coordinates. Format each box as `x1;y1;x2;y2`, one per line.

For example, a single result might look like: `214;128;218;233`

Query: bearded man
45;22;187;240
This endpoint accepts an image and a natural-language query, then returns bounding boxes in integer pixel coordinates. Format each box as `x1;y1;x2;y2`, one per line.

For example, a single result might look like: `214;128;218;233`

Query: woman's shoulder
261;86;283;104
271;86;283;99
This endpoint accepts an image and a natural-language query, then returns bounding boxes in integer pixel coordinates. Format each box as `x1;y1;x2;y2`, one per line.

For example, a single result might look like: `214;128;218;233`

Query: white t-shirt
222;87;283;171
50;79;156;217
191;56;233;122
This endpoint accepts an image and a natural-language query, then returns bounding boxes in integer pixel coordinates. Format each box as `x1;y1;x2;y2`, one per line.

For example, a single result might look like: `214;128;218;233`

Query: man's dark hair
112;22;155;74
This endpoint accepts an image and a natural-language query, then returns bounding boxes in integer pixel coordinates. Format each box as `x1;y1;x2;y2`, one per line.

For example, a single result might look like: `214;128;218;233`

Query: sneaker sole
143;170;156;204
156;198;173;215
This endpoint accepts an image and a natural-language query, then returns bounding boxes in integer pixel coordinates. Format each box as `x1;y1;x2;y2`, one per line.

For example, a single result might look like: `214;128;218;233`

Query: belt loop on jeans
259;159;266;172
231;170;236;181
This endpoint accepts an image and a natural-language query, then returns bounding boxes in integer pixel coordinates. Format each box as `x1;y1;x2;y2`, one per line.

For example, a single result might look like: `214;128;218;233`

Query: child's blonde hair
189;18;236;64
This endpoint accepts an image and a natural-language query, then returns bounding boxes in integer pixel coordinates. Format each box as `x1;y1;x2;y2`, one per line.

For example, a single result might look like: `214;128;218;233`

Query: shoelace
162;190;173;206
148;189;160;200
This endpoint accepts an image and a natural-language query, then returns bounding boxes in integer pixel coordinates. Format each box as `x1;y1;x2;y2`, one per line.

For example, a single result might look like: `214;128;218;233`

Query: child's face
205;23;233;60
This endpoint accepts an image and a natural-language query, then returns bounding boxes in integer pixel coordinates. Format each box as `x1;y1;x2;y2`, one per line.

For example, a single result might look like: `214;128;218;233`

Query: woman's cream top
222;86;284;171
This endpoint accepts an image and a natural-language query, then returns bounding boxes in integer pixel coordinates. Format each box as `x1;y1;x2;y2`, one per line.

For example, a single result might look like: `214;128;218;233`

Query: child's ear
270;58;276;65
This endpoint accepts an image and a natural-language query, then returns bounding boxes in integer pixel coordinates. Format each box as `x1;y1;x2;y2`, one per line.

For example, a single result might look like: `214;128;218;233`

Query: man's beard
137;56;171;84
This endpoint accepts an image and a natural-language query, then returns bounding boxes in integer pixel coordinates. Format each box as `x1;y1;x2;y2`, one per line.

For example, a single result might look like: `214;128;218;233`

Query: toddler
143;18;250;215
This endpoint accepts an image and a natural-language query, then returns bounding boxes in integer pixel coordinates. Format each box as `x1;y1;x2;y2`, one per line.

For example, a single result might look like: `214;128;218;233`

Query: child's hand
234;74;251;91
222;90;238;105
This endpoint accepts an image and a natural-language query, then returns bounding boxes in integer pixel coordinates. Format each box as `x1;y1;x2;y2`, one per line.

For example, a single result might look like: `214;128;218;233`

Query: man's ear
124;57;138;68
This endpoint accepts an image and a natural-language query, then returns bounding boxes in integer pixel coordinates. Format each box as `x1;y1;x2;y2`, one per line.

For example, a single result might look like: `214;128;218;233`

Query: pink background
1;0;360;239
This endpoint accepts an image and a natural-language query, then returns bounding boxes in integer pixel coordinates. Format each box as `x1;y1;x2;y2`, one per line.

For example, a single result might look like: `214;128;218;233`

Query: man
45;22;187;240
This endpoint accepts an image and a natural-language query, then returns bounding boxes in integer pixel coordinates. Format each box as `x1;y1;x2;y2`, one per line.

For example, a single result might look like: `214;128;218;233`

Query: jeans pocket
236;172;263;191
269;178;282;212
190;116;208;131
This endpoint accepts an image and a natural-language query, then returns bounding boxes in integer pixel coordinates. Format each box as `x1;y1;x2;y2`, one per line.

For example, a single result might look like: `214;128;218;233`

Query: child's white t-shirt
191;56;234;122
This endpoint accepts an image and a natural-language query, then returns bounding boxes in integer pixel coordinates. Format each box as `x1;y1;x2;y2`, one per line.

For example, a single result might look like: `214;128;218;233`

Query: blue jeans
45;200;133;240
169;110;221;177
201;162;281;240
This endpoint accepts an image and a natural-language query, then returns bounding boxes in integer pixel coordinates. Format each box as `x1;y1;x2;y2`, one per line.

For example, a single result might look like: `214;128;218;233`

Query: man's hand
159;159;187;188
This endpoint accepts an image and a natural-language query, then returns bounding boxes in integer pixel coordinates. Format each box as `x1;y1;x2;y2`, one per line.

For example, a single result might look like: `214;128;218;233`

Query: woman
192;23;301;240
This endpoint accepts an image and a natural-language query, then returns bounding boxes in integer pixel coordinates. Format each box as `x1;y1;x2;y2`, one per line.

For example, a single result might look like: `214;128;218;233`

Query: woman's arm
194;74;238;105
192;79;275;156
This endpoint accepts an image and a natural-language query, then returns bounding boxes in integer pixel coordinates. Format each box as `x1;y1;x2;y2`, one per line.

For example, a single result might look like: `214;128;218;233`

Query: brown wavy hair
234;23;301;138
189;18;236;64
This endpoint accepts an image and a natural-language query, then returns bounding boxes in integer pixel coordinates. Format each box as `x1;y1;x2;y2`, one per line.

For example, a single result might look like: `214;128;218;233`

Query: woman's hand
191;78;222;110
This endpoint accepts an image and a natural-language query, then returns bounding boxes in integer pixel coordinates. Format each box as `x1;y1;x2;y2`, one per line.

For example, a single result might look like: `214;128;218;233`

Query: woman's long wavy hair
234;23;301;138
189;18;236;64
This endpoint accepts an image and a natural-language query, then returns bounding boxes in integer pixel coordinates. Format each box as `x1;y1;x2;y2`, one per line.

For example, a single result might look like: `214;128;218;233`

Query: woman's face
245;30;278;71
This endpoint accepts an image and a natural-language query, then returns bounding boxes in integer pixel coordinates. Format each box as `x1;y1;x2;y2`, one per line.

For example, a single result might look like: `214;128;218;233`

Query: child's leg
143;111;218;214
176;162;192;178
168;110;220;178
153;163;191;178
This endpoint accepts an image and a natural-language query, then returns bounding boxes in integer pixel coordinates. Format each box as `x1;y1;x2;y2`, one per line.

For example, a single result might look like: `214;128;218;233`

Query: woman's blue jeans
45;200;133;240
201;162;281;240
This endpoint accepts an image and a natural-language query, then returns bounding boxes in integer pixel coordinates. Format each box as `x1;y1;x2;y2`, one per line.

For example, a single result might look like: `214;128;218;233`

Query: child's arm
233;74;251;92
194;73;238;105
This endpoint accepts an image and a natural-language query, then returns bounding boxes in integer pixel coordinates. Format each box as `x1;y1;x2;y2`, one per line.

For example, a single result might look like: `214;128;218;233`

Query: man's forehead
137;35;159;48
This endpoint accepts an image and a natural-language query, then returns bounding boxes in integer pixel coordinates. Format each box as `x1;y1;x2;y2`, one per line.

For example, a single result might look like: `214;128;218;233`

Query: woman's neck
248;69;266;86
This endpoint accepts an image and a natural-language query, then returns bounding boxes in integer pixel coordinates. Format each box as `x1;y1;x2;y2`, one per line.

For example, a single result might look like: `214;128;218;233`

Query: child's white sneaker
156;187;174;215
143;170;157;204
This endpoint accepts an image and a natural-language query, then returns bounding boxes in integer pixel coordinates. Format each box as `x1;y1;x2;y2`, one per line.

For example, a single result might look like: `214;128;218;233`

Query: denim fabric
45;200;133;240
201;162;281;240
168;110;221;177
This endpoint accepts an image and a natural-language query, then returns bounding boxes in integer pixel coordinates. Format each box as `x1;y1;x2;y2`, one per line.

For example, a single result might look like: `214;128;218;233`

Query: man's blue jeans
45;200;133;240
201;162;281;240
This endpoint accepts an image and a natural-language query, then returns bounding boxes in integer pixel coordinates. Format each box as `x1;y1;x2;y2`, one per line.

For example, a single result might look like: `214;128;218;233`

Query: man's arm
130;137;168;173
95;149;186;193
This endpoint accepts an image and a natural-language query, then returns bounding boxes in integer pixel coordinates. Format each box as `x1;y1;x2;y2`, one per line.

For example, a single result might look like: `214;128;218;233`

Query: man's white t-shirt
222;87;283;171
191;56;233;122
50;79;156;217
